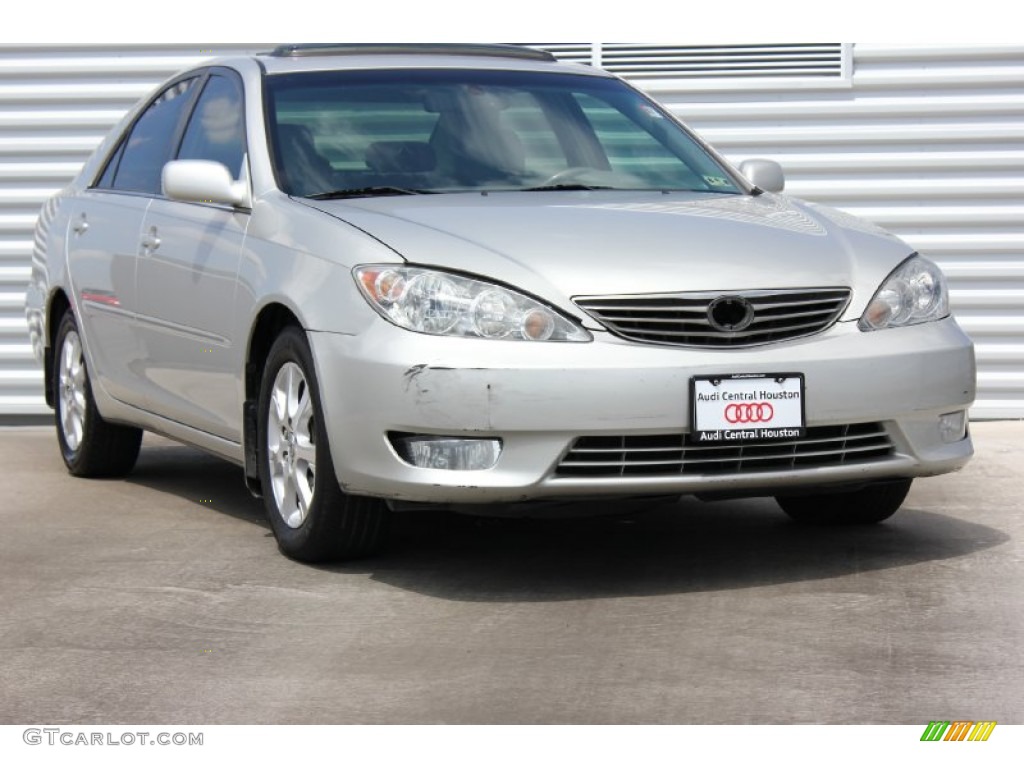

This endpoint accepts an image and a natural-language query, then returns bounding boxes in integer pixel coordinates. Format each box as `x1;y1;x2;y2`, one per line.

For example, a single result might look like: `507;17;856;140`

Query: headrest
277;123;317;148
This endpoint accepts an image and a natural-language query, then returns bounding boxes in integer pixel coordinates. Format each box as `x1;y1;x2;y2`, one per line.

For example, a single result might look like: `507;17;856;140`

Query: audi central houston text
25;44;975;562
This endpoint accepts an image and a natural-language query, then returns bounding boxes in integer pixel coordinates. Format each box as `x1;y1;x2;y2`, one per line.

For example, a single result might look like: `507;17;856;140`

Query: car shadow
129;439;270;530
128;440;1009;602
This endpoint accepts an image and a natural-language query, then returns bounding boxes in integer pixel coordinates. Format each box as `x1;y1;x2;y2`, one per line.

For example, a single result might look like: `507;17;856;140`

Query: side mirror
738;159;785;193
162;160;250;208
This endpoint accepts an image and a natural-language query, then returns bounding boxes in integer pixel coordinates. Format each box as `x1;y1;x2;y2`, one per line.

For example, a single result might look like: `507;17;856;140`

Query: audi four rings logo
724;402;775;423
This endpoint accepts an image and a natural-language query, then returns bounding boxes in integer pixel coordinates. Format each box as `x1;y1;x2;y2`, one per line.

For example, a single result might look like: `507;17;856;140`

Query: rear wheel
775;479;913;525
257;326;389;562
53;310;142;477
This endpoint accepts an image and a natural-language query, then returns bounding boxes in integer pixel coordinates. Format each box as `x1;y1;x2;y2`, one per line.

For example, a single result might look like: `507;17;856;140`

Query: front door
134;199;247;440
131;72;250;441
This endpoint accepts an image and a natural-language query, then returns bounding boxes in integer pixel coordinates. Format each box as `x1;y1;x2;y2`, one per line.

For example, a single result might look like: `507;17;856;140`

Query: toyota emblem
707;296;755;333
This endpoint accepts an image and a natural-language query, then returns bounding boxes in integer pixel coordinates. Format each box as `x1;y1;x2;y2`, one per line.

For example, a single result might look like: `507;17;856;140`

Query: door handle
140;228;161;253
72;215;89;234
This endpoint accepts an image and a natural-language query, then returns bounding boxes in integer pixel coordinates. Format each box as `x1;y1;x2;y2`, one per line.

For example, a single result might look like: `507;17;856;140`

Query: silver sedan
25;44;975;561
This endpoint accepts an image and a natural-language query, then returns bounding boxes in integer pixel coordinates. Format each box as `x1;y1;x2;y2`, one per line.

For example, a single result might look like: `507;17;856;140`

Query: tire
53;310;142;477
775;479;913;525
257;325;389;562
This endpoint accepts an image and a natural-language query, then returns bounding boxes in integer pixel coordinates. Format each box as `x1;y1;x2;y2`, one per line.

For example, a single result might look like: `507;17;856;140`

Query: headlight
859;255;949;331
354;266;591;342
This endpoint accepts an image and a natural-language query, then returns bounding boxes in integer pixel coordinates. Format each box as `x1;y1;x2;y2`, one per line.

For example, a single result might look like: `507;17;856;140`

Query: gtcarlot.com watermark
23;728;203;747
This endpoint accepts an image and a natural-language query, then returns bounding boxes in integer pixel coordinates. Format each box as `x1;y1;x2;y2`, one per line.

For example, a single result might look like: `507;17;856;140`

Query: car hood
301;190;914;323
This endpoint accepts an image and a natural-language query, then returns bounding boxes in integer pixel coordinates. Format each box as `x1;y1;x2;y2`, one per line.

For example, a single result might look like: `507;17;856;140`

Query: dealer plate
691;373;805;443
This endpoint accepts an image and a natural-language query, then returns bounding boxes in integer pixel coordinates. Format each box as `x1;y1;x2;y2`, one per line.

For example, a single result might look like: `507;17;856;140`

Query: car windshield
264;68;743;198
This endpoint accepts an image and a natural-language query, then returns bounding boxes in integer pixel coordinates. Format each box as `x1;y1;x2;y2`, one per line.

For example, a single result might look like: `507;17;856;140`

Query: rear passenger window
94;142;125;189
110;78;197;195
177;75;246;179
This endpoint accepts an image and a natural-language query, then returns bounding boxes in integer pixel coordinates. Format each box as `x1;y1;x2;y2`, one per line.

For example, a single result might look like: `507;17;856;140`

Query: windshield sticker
703;175;731;188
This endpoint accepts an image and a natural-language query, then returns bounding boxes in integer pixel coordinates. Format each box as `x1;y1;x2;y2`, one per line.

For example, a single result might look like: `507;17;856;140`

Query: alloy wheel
267;362;317;528
58;330;87;451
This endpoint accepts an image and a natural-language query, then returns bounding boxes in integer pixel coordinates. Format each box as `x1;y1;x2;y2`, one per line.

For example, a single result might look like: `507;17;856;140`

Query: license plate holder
691;373;805;443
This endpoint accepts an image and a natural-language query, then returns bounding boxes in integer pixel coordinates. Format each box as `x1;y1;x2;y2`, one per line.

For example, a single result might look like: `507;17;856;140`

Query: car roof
267;43;557;61
241;43;612;78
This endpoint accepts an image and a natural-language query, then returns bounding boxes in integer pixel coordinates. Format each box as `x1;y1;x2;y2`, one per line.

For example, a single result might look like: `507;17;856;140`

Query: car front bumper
309;317;975;504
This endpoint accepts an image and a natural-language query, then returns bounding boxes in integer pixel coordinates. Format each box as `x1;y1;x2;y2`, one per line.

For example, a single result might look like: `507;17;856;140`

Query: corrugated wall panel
0;44;1021;418
0;45;263;415
652;43;1024;418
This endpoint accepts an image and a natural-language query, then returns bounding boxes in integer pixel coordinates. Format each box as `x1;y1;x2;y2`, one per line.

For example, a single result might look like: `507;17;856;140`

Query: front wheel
257;326;389;562
775;479;913;525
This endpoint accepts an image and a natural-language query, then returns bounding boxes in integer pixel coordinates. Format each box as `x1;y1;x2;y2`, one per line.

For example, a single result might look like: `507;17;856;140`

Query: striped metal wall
0;44;1021;417
0;45;262;414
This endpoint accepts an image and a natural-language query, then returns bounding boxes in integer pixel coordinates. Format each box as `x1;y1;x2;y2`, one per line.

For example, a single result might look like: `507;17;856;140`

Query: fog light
392;435;502;470
938;411;967;443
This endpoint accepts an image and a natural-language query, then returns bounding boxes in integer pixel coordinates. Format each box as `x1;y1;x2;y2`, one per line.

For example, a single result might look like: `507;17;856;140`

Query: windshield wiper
306;186;434;200
654;187;740;195
519;183;616;192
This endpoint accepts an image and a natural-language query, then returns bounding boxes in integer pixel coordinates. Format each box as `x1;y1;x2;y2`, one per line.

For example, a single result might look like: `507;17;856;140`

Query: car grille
574;288;851;347
555;423;894;477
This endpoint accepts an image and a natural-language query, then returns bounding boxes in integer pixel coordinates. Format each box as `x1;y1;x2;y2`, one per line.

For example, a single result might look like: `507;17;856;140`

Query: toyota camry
25;44;975;561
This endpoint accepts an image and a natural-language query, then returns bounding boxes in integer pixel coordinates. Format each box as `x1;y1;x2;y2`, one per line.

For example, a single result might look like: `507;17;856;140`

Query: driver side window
177;74;247;179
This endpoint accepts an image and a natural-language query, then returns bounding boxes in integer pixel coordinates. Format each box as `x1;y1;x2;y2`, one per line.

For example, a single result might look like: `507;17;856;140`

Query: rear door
67;77;200;407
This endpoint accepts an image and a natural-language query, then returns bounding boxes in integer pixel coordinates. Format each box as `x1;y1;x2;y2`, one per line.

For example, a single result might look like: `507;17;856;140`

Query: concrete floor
0;422;1020;724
